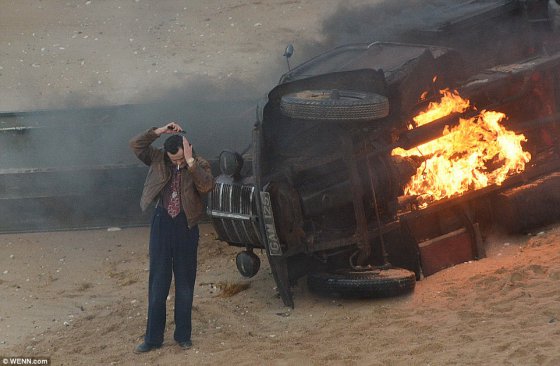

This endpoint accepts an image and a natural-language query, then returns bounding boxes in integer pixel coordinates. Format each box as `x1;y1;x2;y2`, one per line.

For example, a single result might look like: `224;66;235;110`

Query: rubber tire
307;267;416;299
280;89;389;121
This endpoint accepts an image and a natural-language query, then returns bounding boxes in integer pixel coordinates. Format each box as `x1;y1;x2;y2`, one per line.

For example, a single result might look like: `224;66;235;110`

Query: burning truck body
0;0;558;307
208;8;560;306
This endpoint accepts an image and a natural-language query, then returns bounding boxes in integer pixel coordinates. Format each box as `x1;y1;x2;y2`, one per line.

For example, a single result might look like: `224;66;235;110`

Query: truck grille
208;181;263;248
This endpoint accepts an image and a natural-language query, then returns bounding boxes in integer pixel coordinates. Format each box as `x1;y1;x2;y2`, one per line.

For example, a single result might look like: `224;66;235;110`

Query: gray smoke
0;75;263;232
295;1;557;70
3;0;557;232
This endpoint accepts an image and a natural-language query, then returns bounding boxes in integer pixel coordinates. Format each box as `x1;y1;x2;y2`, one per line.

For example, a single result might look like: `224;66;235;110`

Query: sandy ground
0;0;371;112
2;1;560;365
1;223;560;365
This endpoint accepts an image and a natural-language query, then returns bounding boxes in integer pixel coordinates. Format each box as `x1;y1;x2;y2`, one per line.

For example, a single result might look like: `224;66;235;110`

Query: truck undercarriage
209;25;560;306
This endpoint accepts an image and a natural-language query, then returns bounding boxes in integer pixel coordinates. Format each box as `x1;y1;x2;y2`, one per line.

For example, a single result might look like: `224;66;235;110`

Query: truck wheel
307;267;415;298
280;89;389;121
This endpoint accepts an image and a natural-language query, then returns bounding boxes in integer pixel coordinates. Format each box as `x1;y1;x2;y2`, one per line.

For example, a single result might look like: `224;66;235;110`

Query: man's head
164;135;185;167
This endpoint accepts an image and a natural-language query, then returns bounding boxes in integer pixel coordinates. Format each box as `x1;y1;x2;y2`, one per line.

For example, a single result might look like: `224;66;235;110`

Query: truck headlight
219;150;243;177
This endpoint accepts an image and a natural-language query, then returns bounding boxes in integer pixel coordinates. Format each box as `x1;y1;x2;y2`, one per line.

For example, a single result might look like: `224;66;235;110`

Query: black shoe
177;340;192;349
134;342;161;354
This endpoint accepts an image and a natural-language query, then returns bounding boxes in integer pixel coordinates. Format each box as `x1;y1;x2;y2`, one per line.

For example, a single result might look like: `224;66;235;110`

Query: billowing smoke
133;76;261;159
2;0;558;232
296;0;558;72
0;76;261;232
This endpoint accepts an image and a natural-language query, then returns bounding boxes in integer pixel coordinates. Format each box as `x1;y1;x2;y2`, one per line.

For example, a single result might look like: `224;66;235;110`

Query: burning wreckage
208;22;560;306
0;0;559;307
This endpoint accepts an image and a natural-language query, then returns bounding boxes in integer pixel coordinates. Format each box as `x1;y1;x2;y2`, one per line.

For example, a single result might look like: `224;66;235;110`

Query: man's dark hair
164;135;183;154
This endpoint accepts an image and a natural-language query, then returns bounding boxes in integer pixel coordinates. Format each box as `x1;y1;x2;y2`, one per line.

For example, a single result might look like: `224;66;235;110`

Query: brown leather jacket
129;128;214;228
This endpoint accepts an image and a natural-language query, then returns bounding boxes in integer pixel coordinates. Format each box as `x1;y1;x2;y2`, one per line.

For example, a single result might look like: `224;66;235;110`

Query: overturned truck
208;23;560;306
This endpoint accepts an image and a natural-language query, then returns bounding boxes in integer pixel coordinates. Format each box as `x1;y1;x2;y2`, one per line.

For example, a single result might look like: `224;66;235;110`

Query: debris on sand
216;281;250;298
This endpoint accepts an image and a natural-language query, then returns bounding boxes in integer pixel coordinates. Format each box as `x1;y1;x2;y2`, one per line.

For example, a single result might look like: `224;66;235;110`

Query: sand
0;0;363;112
2;1;560;365
1;224;560;365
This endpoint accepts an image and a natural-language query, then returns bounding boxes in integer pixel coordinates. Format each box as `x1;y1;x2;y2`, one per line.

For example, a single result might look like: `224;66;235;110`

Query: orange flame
413;89;470;127
392;90;531;207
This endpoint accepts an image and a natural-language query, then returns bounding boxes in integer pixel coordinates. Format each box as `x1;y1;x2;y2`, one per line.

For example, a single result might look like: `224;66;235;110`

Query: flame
392;90;531;207
413;89;470;127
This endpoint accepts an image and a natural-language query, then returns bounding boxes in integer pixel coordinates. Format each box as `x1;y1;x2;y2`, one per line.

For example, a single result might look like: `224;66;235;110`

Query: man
129;122;214;353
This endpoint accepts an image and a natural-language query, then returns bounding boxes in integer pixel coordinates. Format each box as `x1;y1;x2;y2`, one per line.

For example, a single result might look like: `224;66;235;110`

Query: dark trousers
144;206;199;346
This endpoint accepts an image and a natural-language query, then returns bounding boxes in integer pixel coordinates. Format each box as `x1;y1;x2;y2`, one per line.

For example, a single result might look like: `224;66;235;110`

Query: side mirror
283;44;294;58
283;44;294;71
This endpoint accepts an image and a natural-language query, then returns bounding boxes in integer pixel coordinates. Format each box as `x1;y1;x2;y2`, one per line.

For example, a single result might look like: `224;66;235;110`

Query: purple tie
167;168;181;218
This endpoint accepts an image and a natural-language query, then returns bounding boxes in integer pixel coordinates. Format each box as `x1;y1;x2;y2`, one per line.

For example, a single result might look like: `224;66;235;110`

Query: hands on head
156;121;183;135
157;122;193;161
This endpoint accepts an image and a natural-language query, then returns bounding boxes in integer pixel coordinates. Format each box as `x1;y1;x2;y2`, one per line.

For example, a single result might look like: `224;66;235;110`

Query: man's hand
183;136;194;165
155;122;183;136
